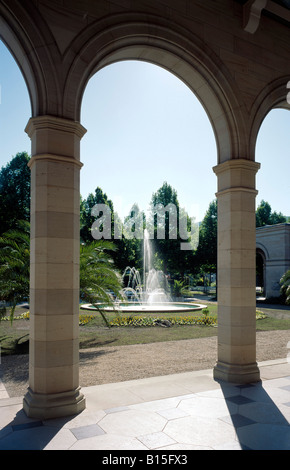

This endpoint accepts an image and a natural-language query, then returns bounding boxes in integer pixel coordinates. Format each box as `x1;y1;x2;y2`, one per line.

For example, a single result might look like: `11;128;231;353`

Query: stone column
23;115;87;419
213;159;261;384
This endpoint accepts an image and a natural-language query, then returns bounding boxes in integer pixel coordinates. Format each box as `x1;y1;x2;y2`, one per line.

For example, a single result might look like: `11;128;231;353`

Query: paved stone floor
0;359;290;451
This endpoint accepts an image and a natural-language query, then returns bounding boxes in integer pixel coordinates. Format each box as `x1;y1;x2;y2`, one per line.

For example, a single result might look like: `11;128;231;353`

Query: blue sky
0;39;289;222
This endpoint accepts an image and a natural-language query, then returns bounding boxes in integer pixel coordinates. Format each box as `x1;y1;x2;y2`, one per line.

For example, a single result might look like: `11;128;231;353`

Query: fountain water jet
81;229;205;313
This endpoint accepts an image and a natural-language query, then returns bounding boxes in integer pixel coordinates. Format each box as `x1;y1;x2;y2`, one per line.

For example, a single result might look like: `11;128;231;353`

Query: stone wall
256;223;290;298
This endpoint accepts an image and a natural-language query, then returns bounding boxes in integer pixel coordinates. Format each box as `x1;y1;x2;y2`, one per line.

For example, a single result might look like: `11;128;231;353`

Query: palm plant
0;220;30;322
280;270;290;305
172;279;185;298
79;240;124;326
0;220;123;325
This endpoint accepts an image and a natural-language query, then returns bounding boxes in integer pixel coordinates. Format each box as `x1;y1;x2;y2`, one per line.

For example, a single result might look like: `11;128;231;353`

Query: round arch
63;14;247;164
0;2;62;118
250;76;290;159
0;17;35;116
0;2;279;414
256;242;269;261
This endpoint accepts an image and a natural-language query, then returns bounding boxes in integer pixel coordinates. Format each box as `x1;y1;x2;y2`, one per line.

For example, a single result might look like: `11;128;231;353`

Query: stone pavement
0;359;290;451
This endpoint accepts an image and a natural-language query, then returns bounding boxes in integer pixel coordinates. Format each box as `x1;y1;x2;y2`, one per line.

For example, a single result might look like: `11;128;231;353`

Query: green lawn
78;304;218;349
1;303;290;355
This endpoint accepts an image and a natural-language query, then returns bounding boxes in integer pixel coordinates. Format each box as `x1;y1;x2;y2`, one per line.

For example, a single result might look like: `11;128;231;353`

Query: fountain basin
81;302;206;314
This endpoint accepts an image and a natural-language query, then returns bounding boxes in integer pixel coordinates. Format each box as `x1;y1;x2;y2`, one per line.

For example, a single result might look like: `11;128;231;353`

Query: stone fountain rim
80;302;206;313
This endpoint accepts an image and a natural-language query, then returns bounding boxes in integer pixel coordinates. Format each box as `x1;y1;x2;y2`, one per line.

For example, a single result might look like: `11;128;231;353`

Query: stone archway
251;81;290;301
64;14;247;164
0;0;289;419
68;18;261;385
0;4;88;419
4;8;259;418
0;3;61;118
257;224;290;300
250;77;290;159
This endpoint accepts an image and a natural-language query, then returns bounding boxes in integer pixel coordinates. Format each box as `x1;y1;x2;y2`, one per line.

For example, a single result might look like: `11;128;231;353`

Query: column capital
25;115;87;140
213;158;261;195
25;115;87;162
213;158;261;175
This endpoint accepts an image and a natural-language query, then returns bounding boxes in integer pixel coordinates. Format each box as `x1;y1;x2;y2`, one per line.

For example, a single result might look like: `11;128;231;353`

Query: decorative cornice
216;187;259;197
28;153;83;168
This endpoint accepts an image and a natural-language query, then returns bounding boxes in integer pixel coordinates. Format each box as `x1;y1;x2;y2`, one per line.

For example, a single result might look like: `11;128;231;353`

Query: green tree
280;270;290;305
149;182;186;275
80;188;145;273
120;203;144;271
256;200;286;227
0;220;30;322
80;187;114;243
195;200;217;276
0;152;31;234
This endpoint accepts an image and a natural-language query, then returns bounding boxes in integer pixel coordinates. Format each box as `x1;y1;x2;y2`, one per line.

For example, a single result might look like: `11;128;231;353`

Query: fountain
81;229;205;313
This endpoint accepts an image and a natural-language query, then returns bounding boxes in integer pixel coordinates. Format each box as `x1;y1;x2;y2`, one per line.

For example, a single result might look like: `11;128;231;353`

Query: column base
23;387;86;420
213;361;261;384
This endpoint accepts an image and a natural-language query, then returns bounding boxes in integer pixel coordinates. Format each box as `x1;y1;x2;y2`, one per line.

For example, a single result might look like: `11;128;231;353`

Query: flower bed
108;314;217;327
1;309;267;327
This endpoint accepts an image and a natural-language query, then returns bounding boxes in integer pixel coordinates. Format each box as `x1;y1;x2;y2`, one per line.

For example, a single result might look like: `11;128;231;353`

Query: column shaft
213;159;261;384
23;116;87;419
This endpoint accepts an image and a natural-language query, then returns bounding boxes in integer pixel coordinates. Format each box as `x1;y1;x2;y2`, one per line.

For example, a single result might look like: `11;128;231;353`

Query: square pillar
23;116;87;419
213;159;261;384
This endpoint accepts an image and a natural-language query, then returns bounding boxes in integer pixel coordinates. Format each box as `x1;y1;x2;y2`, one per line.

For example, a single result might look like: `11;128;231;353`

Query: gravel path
1;330;289;398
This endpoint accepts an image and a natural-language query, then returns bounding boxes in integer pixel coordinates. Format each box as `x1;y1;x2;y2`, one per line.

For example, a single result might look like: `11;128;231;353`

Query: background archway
256;248;267;296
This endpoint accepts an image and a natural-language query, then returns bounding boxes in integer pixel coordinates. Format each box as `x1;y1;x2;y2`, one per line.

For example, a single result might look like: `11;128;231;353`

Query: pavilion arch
62;15;263;389
63;14;247;164
249;76;290;160
4;2;288;419
250;80;290;300
0;19;35;116
0;2;62;118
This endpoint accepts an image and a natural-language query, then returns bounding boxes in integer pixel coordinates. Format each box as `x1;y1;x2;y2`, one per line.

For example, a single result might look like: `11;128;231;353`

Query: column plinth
23;387;85;420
